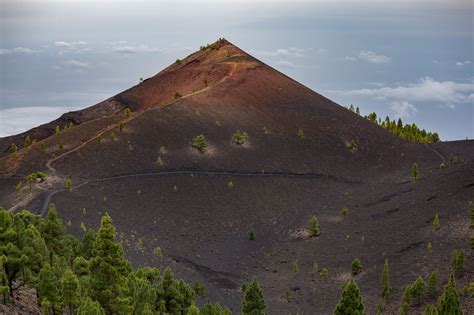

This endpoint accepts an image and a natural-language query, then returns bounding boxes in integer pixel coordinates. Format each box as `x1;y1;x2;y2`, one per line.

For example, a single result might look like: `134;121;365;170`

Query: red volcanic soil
0;39;473;314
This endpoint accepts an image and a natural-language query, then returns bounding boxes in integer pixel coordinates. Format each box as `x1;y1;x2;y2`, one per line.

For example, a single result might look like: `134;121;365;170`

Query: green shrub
174;91;182;99
119;121;125;132
175;59;181;65
297;128;305;139
351;258;363;275
346;139;358;152
65;178;73;191
340;207;349;219
123;107;131;117
320;267;328;279
232;131;248;145
192;135;209;153
248;229;255;240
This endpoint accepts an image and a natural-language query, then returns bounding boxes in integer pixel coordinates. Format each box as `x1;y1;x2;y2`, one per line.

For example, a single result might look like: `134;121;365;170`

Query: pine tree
351;258;363;275
412;163;419;181
241;277;266;315
37;263;60;314
23;224;49;286
0;208;26;298
55;125;61;135
333;279;366;315
381;259;391;301
39;204;66;260
308;214;320;237
89;214;131;313
436;273;462;315
248;228;255;240
428;271;438;295
451;249;465;278
423;304;438;315
65;177;73;191
77;298;105;315
433;214;440;230
188;304;201;315
410;276;426;305
0;255;10;304
399;302;409;315
61;268;79;314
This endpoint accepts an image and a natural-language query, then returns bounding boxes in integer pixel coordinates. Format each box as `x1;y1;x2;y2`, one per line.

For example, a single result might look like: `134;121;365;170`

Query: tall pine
242;277;266;315
89;214;131;314
333;279;366;315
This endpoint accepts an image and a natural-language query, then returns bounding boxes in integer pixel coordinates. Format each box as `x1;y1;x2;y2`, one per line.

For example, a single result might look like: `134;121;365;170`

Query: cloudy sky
1;0;473;140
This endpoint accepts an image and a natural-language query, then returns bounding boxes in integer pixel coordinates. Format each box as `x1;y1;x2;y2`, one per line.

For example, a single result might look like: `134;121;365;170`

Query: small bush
351;258;363;275
174;91;182;99
320;267;328;280
203;77;208;86
427;272;437;295
439;162;446;169
119;121;125;132
340;207;349;219
123;107;131;117
346;139;358;151
232;130;248;145
227;181;234;188
153;247;162;255
59;141;64;149
193;283;205;297
156;156;164;166
262;127;269;134
293;260;298;274
65;177;73;191
248;228;255;240
10;143;18;153
297;128;305;139
192;135;209;153
175;59;181;65
55;125;61;135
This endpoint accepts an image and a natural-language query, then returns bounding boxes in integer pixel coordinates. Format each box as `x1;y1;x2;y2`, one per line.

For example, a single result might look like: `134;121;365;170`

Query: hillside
0;39;473;314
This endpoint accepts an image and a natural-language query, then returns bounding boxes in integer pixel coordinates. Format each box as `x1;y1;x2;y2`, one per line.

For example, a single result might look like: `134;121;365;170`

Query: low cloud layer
346;50;391;64
0;106;80;137
0;47;35;55
330;77;474;106
391;101;418;118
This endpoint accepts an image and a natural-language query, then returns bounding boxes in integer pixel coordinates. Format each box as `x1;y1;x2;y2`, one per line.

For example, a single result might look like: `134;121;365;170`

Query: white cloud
275;60;297;68
62;59;90;68
112;44;161;54
252;47;307;58
346;50;391;64
54;41;88;49
0;106;80;137
455;60;471;66
391;101;418;118
0;47;35;55
329;77;474;107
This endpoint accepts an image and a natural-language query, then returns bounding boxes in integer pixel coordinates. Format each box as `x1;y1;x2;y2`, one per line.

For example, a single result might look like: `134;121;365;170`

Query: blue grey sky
1;0;473;140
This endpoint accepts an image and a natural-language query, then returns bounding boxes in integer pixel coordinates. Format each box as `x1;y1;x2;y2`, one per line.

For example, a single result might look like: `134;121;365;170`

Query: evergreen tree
428;271;438;295
61;268;79;314
0;255;9;304
126;269;158;315
411;163;419;181
242;277;266;315
89;214;131;313
399;302;409;315
39;204;66;261
381;259;391;301
351;258;363;275
451;249;465;278
333;279;366;315
77;297;105;315
423;304;439;315
80;229;96;260
308;215;320;237
188;304;201;315
23;224;49;286
410;276;426;305
436;273;462;315
37;263;60;314
433;214;440;230
201;301;232;315
65;178;73;191
0;208;26;298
